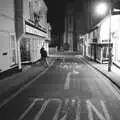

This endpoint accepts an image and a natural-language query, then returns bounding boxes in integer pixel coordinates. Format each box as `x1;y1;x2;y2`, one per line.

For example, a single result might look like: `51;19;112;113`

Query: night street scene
1;0;120;120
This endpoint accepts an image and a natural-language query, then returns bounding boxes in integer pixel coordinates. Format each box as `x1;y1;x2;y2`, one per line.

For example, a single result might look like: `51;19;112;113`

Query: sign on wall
25;23;48;38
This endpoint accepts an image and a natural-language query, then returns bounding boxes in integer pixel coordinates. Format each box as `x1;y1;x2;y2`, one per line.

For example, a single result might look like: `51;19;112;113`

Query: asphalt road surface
0;55;120;120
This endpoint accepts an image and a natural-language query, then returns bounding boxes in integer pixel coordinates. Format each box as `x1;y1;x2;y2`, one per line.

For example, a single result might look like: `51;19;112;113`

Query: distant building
64;3;74;51
64;0;88;52
0;0;51;73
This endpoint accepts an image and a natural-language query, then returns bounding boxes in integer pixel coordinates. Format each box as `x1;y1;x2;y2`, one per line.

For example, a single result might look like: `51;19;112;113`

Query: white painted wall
0;32;10;71
0;0;17;72
23;0;30;20
0;0;14;32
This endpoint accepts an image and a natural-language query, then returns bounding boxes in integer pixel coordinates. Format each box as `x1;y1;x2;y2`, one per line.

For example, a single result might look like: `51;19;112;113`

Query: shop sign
25;24;48;38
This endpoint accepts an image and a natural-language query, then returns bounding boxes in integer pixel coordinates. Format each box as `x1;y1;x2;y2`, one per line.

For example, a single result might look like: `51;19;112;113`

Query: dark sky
44;0;120;34
44;0;67;33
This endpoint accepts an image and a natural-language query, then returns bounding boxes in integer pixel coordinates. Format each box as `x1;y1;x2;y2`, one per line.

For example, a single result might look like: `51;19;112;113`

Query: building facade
0;0;17;72
64;0;89;52
0;0;51;73
84;13;120;67
64;3;74;51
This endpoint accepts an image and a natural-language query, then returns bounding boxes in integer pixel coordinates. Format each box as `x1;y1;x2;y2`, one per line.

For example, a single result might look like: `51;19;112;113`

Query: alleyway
0;55;120;120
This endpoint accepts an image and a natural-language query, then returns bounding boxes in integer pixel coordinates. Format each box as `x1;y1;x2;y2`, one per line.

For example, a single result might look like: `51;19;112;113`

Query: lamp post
96;2;112;72
108;5;112;72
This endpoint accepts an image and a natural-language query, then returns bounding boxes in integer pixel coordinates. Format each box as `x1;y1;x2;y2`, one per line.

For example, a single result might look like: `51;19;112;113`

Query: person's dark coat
40;47;47;59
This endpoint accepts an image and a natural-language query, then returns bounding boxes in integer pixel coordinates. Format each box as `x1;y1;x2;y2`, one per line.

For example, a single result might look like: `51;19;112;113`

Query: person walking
40;47;48;66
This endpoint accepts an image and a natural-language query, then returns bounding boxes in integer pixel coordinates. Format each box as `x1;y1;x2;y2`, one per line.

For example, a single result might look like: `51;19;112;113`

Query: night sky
44;0;67;33
44;0;91;33
44;0;120;34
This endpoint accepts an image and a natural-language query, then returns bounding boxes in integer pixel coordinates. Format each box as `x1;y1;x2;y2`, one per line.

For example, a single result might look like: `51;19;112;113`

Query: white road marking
0;63;54;109
87;100;94;120
63;65;69;69
18;99;37;120
73;70;79;75
75;98;81;120
60;114;67;120
86;100;108;120
18;97;112;120
59;98;69;120
34;99;50;120
64;69;79;90
28;97;44;102
64;72;72;90
65;98;69;105
52;99;62;120
100;100;111;120
34;98;62;120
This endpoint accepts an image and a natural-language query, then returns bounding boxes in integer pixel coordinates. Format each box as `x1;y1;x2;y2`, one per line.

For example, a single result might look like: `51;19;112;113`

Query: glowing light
96;3;108;15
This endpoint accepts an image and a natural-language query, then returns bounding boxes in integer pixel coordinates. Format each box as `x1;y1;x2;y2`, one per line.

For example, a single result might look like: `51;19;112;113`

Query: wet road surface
0;56;120;120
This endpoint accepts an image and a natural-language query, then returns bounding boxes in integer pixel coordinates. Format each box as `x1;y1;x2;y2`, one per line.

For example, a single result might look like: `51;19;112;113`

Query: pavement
0;56;56;102
76;55;120;90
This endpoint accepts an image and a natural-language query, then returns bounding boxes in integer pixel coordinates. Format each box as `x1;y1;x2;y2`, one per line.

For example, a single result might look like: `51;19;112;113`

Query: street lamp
95;2;112;72
96;3;108;15
108;7;112;72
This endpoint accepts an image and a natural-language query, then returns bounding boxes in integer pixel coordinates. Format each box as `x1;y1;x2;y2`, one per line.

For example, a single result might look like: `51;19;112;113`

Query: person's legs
40;57;44;65
44;57;48;67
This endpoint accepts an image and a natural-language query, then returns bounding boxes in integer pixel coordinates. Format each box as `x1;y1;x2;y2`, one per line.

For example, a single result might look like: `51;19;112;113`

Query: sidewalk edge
0;59;56;108
82;57;120;90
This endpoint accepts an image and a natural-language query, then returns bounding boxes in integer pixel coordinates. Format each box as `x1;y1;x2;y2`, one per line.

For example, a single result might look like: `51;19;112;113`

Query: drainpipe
17;33;24;70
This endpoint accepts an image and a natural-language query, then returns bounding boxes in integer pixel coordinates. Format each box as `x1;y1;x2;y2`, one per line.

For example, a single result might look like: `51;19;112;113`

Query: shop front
20;37;31;63
96;43;113;63
99;14;120;66
0;0;17;72
20;20;48;64
14;0;51;69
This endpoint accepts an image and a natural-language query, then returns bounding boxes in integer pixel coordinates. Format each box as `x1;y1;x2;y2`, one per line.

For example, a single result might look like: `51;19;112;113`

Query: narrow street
0;55;120;120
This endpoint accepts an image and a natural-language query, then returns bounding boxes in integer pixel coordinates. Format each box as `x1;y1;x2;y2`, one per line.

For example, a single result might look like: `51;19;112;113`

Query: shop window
103;47;109;59
20;38;31;62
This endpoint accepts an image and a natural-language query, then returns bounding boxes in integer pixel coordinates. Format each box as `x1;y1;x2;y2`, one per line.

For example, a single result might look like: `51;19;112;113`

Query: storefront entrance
20;37;31;63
